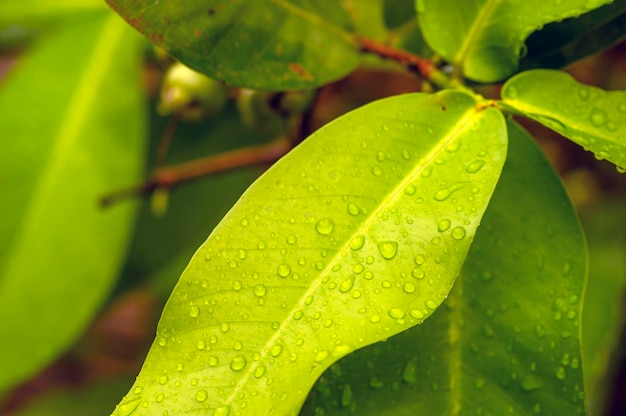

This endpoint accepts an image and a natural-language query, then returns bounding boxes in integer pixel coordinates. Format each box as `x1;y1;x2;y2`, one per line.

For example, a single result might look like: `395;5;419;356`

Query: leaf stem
100;137;292;207
355;36;450;88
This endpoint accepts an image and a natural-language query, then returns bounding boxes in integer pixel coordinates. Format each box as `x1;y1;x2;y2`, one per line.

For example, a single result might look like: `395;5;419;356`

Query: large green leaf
501;69;626;171
416;0;612;82
0;13;145;392
105;0;361;89
519;0;626;72
301;120;587;415
111;90;507;415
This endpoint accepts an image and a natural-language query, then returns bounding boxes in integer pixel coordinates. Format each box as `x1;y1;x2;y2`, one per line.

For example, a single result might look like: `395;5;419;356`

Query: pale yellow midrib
454;0;499;72
2;14;127;280
224;100;482;411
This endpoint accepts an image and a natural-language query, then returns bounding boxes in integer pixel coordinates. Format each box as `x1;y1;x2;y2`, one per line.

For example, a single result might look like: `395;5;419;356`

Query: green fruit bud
235;89;283;134
158;62;229;121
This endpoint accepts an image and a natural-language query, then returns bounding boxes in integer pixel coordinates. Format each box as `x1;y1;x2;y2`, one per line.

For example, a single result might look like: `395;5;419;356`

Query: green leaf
0;0;105;25
501;69;626;171
301;120;587;415
111;90;507;416
105;0;361;89
340;0;388;40
0;13;145;392
417;0;613;82
519;1;626;72
580;199;626;416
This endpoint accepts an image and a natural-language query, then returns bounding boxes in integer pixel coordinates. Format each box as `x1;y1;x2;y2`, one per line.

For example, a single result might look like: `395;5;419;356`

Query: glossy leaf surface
105;0;361;89
519;0;626;72
502;69;626;171
111;91;507;415
417;0;612;82
0;13;145;392
0;0;105;24
301;121;587;415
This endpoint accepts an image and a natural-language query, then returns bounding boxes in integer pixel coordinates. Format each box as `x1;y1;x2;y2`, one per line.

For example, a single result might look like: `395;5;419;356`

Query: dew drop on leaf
254;365;266;378
253;284;267;297
403;282;416;293
388;308;405;319
339;275;356;293
589;108;606;126
315;350;330;362
220;323;230;332
425;299;438;309
270;344;283;357
114;398;141;416
465;159;485;173
414;254;426;265
315;219;335;235
451;226;467;240
277;264;291;277
213;406;230;416
195;390;208;402
438;219;451;232
341;384;353;407
378;241;398;259
403;358;418;384
349;235;365;250
412;268;425;279
189;306;199;318
555;366;566;380
347;203;360;216
371;166;382;176
434;183;465;201
521;375;543;391
230;355;247;371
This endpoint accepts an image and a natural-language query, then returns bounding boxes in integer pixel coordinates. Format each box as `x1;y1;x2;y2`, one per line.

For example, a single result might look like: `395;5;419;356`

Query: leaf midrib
454;0;499;71
223;97;483;412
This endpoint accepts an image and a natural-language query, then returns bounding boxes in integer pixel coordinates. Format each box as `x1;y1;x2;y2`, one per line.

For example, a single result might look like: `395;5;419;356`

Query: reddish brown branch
101;137;292;207
355;36;449;87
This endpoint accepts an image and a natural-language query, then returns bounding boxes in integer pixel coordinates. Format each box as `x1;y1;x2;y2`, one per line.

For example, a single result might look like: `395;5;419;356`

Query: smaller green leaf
417;0;612;82
501;69;626;171
519;1;626;71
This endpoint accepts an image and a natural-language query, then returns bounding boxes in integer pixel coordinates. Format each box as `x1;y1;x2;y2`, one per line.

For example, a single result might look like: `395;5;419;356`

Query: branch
355;36;450;88
100;137;292;207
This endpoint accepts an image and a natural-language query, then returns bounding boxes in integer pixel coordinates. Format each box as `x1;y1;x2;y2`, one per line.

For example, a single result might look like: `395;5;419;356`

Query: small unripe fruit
158;62;229;121
235;89;283;134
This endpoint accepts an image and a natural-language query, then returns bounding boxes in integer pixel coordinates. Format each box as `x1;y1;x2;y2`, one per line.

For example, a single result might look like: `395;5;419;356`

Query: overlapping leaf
519;0;626;71
416;0;612;82
0;12;145;392
501;69;626;171
301;121;587;415
105;0;362;89
111;90;507;415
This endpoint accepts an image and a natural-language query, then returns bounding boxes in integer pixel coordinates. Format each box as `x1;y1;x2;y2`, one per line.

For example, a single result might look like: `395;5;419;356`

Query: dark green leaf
417;0;612;82
105;0;362;89
0;13;146;392
501;69;626;171
301;120;587;415
520;1;626;71
111;90;507;415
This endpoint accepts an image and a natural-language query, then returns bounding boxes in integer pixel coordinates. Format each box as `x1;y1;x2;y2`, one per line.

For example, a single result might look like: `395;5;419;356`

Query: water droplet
370;314;381;323
506;86;519;98
371;166;382;176
270;344;283;357
315;350;329;362
555;366;566;380
350;235;365;250
253;284;267;296
158;375;168;385
220;323;230;332
590;108;606;126
189;306;200;318
618;103;626;113
438;219;451;232
412;268;425;279
213;406;230;416
451;226;467;240
404;184;416;195
521;375;543;391
230;355;247;371
339;275;356;293
341;384;353;407
197;340;207;350
240;219;249;226
378;241;398;259
414;254;426;265
578;86;589;100
195;390;208;402
277;264;291;277
465;160;485;174
434;183;466;201
286;235;297;244
376;151;386;161
347;203;360;216
401;149;411;160
403;282;416;293
115;398;141;416
426;299;438;309
209;355;218;366
315;219;335;235
421;165;433;178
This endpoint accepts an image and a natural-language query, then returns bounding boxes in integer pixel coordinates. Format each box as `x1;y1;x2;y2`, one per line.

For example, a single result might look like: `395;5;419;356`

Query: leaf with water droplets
417;0;612;82
502;69;626;171
301;121;587;415
111;90;506;415
105;0;361;89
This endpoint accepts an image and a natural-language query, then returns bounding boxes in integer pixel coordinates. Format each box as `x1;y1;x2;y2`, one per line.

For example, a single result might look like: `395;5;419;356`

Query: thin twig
101;137;292;207
355;36;450;88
